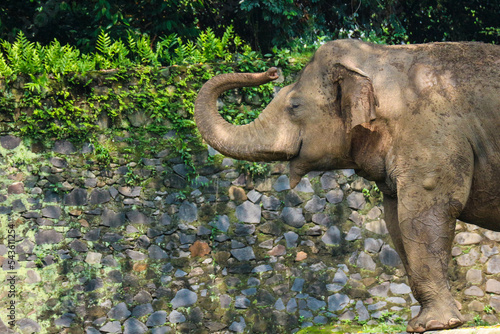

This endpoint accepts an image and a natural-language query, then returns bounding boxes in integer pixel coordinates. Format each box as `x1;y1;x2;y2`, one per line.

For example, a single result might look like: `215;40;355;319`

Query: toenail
425;320;445;330
448;318;462;327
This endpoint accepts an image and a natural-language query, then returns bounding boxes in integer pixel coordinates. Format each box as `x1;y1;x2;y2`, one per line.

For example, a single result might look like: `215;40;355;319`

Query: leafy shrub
0;26;307;178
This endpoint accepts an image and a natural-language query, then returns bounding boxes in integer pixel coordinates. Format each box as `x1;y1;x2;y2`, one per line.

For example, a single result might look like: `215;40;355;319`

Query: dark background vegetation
1;0;498;53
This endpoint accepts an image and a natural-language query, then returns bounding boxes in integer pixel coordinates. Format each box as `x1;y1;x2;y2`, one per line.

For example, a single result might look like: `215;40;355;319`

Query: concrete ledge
426;326;500;334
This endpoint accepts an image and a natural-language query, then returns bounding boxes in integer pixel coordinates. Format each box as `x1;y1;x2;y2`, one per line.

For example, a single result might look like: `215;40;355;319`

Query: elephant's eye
288;103;300;115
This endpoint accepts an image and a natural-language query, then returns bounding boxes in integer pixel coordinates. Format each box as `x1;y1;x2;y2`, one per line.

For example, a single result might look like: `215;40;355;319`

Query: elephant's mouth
288;138;309;188
287;137;302;161
250;133;302;162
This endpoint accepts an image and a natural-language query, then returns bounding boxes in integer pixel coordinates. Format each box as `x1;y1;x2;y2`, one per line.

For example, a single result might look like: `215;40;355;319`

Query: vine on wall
0;28;306;183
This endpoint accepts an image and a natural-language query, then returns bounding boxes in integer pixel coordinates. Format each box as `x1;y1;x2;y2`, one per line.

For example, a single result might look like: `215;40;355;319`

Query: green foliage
0;52;13;79
220;105;262;125
1;0;498;58
0;26;306;178
238;0;302;49
90;139;112;165
95;31;132;69
482;27;500;39
0;0;205;52
128;33;159;66
194;26;242;64
362;322;407;333
402;1;500;44
297;322;407;334
139;25;245;66
362;184;380;200
16;86;99;142
0;26;290;142
484;305;494;314
0;26;253;78
205;0;499;52
0;31;95;87
236;161;270;178
470;314;490;327
124;168;141;186
1;31;41;75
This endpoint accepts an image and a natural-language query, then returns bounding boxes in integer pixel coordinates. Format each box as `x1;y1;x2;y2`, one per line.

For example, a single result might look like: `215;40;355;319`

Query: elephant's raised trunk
195;68;300;162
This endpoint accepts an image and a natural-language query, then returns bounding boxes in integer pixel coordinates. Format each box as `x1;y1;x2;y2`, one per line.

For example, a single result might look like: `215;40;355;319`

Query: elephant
194;39;500;332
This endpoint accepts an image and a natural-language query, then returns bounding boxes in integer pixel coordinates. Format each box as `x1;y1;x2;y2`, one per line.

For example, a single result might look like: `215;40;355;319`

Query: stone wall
1;85;500;333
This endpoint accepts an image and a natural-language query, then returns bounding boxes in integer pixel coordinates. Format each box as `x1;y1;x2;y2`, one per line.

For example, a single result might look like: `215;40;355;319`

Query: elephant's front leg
395;182;469;333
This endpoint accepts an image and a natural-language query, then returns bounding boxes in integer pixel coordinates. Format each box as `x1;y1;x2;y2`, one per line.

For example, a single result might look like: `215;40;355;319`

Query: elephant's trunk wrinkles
195;68;300;162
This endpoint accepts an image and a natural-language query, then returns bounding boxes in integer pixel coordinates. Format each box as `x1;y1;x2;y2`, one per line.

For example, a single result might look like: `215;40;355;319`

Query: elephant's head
195;53;378;188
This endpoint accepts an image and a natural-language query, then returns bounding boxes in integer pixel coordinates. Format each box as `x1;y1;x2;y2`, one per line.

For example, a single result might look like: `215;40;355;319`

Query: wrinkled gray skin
195;39;500;332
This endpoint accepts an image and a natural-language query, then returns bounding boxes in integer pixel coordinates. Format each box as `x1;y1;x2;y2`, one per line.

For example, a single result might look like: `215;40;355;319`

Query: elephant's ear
333;64;378;130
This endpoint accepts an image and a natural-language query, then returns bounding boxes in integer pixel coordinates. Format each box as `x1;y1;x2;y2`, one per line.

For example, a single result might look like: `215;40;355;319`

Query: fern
3;32;30;74
221;25;234;46
127;32;139;55
25;42;43;74
127;33;161;66
0;53;14;79
184;40;199;64
77;54;95;74
24;73;49;93
1;40;17;70
197;28;218;62
95;32;133;68
195;26;237;63
96;30;113;57
96;30;127;69
174;38;188;64
156;34;178;65
136;34;158;66
40;40;72;76
111;39;131;68
15;31;40;74
221;26;237;61
62;44;80;71
0;26;249;78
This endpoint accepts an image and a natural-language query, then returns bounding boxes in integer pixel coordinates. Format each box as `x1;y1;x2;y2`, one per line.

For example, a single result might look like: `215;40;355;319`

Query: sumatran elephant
194;39;500;332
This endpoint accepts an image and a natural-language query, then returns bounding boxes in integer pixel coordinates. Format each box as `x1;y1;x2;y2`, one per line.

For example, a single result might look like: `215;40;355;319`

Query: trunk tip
267;67;279;80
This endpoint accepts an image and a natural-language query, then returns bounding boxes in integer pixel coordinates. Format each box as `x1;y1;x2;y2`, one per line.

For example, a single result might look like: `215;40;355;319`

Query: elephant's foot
406;303;463;333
